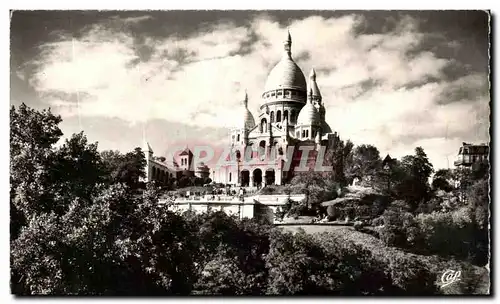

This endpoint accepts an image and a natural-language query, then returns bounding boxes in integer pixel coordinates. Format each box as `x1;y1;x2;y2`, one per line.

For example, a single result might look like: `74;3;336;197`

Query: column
237;165;241;186
276;167;282;185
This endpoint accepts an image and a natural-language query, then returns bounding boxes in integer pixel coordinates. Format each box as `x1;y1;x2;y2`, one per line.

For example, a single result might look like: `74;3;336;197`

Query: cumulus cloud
20;13;490;169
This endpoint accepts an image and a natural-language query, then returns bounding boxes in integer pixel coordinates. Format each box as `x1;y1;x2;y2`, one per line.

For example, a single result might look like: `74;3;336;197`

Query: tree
432;169;454;192
11;183;130;295
265;230;328;295
467;178;489;265
100;150;123;179
324;138;354;186
287;138;353;216
193;217;272;295
47;132;106;213
101;147;146;190
395;147;434;211
345;144;382;186
10;104;63;231
117;183;199;295
10;104;200;295
195;245;246;295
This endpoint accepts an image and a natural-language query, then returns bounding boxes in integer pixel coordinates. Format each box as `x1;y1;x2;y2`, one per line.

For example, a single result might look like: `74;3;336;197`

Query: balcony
454;154;488;167
454;159;472;167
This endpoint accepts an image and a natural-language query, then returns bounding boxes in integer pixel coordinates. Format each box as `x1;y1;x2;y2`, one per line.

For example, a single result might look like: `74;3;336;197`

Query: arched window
237;134;240;142
229;173;232;182
270;111;274;123
284;110;289;122
259;140;266;158
291;110;296;123
277;110;281;122
261;118;267;133
302;130;305;138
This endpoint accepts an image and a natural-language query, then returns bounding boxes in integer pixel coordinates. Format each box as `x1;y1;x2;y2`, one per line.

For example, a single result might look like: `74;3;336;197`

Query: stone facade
212;31;339;187
165;194;306;222
143;142;178;186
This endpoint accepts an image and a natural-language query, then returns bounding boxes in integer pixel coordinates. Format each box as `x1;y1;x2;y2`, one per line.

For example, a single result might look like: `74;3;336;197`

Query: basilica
211;31;340;188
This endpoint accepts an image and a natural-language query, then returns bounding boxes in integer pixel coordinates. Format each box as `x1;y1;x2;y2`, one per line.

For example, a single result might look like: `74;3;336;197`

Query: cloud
112;15;153;24
436;73;489;105
20;12;489;169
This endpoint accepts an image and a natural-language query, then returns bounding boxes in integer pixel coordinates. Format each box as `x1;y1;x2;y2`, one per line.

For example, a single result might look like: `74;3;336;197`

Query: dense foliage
378;174;489;266
10;104;489;295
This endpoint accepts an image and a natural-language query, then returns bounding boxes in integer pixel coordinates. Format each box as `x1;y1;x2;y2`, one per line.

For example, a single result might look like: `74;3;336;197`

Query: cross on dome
243;89;249;108
283;29;292;57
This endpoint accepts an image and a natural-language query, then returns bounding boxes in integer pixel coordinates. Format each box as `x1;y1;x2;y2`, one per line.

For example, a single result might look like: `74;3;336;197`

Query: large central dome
263;31;307;93
264;57;307;92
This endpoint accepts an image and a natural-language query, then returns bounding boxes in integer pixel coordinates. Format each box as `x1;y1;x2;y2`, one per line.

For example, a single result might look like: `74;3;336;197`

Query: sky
10;10;490;170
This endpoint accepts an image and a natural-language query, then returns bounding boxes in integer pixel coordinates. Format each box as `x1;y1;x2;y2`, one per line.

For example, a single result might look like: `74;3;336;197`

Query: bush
379;210;423;249
387;255;437;295
416;208;476;261
194;247;246;295
380;203;486;266
187;213;272;295
266;230;399;295
416;196;443;214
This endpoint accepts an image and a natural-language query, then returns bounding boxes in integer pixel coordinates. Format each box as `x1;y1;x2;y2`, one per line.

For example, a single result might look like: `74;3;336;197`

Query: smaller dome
242;108;256;130
297;96;320;126
239;91;256;130
309;68;321;98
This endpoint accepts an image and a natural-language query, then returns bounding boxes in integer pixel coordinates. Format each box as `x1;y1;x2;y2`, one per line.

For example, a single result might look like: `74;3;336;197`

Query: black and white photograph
9;9;491;296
